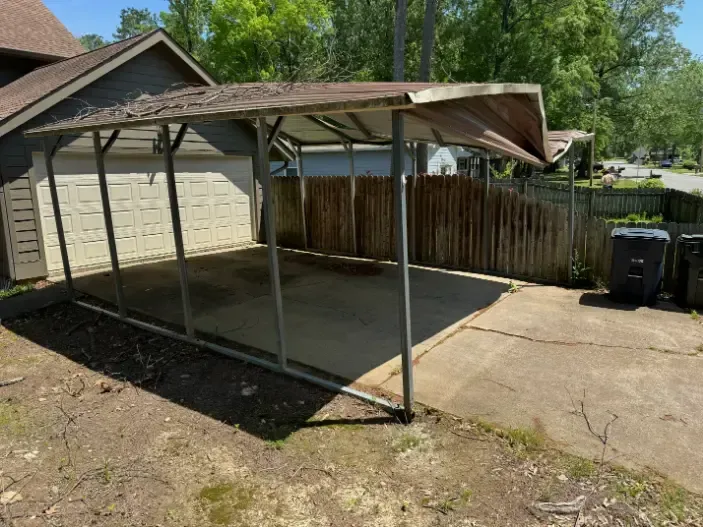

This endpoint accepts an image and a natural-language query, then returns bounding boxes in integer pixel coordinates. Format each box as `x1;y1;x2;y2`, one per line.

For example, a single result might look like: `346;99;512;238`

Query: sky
46;0;703;57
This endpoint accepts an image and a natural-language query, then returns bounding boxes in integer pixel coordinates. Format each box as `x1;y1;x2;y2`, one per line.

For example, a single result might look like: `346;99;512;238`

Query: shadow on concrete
578;291;686;313
4;301;397;442
70;246;508;382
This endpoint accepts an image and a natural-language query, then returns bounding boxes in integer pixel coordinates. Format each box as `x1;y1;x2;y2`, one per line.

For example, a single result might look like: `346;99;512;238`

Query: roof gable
0;0;85;60
0;30;216;138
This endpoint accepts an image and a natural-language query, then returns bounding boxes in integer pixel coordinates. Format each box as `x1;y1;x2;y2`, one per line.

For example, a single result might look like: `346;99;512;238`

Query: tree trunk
393;0;407;82
416;0;436;174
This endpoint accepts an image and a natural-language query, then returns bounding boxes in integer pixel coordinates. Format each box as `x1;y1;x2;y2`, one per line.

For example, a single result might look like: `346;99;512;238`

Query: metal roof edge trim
24;94;413;137
408;83;542;104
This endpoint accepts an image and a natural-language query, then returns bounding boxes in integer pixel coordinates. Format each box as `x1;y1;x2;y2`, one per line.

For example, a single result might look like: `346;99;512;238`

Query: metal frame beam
73;298;401;414
92;131;127;317
392;110;414;420
568;144;575;285
49;135;64;158
297;144;308;249
171;124;189;156
347;141;357;254
267;116;286;151
432;128;446;147
161;124;195;337
102;130;121;155
481;150;490;270
345;112;375;141
42;137;73;298
303;115;356;143
257;117;288;369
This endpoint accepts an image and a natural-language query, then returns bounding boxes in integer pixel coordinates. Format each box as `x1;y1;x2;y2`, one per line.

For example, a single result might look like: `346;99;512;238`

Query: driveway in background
604;161;703;193
382;284;703;493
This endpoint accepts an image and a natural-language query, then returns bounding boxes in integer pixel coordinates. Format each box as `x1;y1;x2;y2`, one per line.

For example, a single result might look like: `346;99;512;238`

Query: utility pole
393;0;407;82
589;98;597;187
416;0;436;174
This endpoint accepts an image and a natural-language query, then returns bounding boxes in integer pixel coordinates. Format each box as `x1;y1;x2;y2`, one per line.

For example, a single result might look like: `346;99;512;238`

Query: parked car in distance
593;161;604;171
660;159;673;168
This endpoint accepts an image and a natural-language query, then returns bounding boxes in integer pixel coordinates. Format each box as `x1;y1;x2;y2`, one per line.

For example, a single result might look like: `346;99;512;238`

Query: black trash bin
609;228;670;305
676;234;703;308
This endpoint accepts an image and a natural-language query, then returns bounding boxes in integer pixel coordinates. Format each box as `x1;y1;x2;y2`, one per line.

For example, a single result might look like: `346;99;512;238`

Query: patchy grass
198;483;256;525
264;438;287;450
691;309;700;321
606;212;664;224
1;302;702;526
562;455;597;479
0;401;27;436
392;431;425;453
0;283;33;300
660;484;689;521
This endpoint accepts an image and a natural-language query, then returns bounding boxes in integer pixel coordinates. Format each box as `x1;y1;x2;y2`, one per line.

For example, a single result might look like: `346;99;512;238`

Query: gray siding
0;42;258;280
274;150;413;176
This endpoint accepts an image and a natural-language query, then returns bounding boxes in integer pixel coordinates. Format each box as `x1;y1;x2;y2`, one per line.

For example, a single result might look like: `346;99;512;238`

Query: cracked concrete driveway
382;285;703;493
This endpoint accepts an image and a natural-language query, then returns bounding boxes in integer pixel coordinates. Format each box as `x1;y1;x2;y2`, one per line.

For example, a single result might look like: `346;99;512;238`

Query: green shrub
692;189;703;198
682;160;699;170
638;178;665;189
0;284;33;300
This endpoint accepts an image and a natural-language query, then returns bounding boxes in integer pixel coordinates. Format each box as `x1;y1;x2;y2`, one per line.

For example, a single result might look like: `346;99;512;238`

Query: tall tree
160;0;212;59
208;0;331;82
416;0;437;173
79;34;109;51
113;8;159;40
394;0;408;81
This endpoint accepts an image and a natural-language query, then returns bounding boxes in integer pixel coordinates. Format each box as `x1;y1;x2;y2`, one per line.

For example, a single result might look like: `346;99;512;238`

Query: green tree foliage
109;0;693;157
160;0;212;59
78;34;109;51
208;0;331;82
113;8;160;40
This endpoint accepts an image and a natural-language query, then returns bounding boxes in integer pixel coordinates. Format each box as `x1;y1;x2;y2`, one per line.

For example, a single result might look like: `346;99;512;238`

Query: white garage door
34;153;253;275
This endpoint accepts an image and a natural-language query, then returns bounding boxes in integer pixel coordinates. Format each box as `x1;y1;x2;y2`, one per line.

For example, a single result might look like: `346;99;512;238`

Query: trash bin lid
677;234;703;243
611;228;670;242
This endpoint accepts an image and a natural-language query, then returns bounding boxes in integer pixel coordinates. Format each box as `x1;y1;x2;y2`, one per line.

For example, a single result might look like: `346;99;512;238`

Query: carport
25;82;553;419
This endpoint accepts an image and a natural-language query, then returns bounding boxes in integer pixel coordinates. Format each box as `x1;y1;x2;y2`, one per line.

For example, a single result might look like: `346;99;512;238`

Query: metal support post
392;110;414;420
257;117;288;369
348;141;357;254
92;132;126;317
297;144;307;249
161;125;194;337
568;144;575;285
480;150;490;271
42;138;73;298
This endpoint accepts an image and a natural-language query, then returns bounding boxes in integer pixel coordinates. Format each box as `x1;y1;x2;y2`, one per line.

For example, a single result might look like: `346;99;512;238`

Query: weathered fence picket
271;173;703;291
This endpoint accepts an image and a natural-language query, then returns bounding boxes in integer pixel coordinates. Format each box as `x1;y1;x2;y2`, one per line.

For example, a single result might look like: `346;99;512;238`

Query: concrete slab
71;246;509;383
383;285;703;492
473;285;703;355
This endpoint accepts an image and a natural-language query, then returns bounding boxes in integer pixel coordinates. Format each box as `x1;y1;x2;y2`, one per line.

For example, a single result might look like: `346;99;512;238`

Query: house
0;1;265;282
273;144;480;176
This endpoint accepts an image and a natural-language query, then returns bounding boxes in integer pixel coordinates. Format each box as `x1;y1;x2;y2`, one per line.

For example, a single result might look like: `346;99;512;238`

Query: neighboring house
274;144;480;176
0;1;264;282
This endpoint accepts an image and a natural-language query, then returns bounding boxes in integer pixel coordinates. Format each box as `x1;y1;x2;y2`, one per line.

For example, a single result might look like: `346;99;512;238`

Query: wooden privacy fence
272;174;576;284
497;180;703;222
584;219;703;293
271;174;703;290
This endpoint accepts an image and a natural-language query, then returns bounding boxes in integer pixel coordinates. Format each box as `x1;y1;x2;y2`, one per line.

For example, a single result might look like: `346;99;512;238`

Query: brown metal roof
0;32;155;125
548;130;594;162
24;82;553;165
0;0;85;60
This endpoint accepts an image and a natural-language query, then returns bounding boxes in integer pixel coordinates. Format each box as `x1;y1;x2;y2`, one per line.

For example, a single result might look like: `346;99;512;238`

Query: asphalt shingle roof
0;32;155;125
0;0;85;59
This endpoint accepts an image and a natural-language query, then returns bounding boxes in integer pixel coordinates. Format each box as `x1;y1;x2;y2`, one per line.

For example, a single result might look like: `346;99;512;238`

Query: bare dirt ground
1;302;702;526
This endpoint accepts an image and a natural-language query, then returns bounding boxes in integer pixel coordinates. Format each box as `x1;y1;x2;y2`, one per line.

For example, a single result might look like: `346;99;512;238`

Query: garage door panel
35;153;253;274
